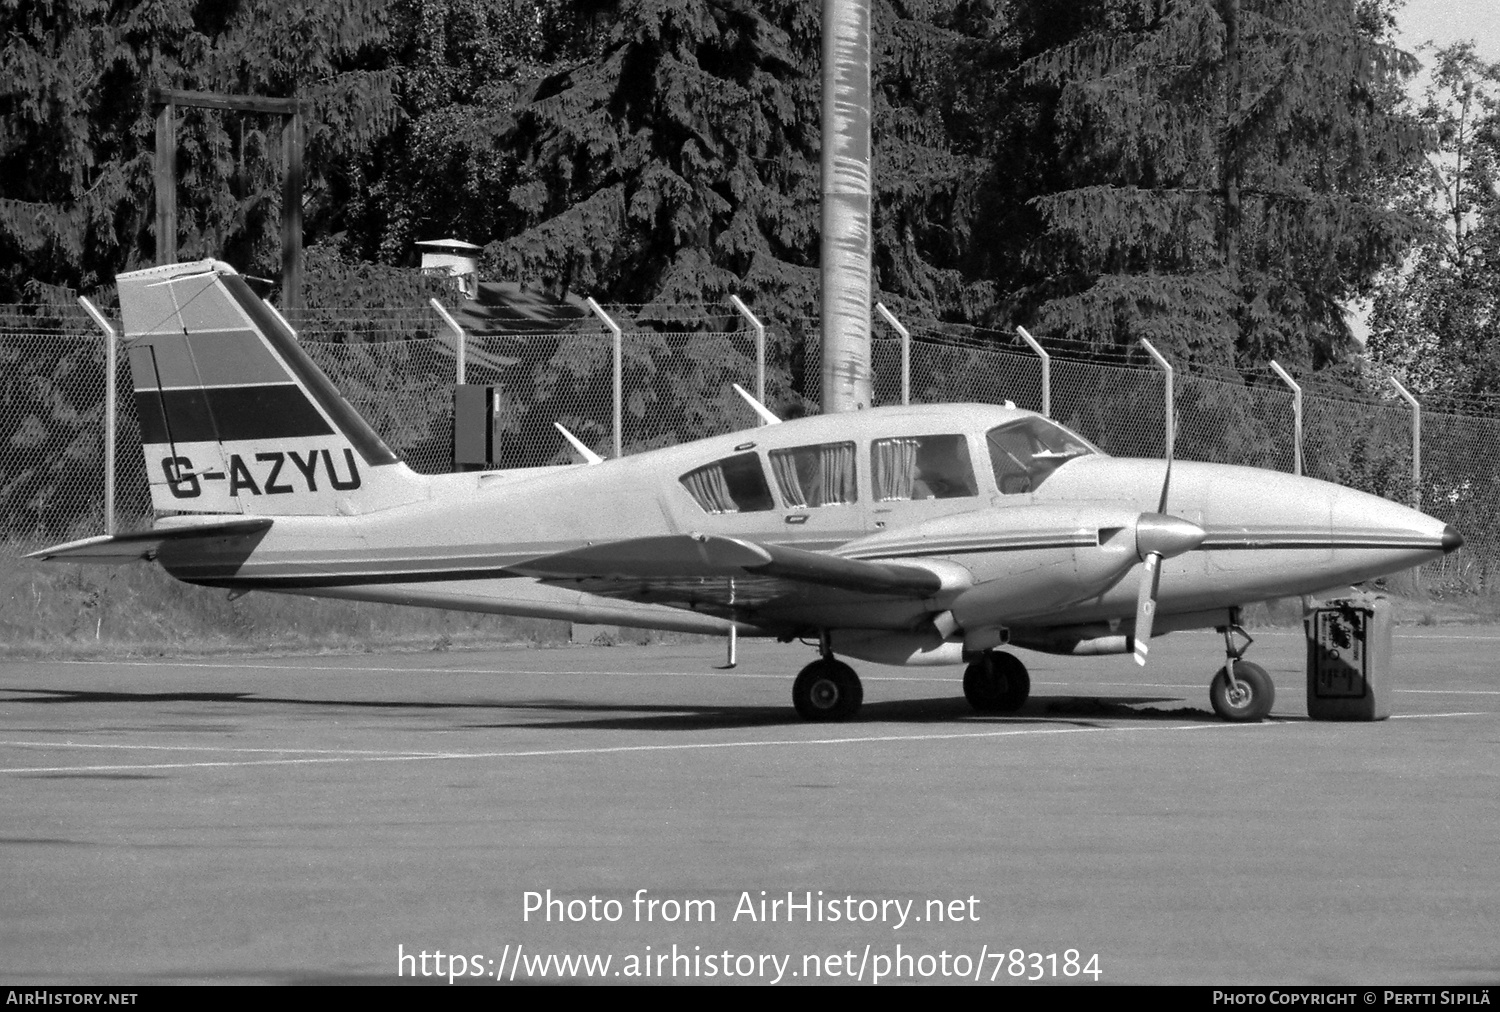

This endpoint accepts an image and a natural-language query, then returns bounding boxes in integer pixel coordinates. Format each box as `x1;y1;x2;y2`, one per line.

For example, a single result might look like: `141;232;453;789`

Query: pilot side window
872;434;976;501
988;417;1097;494
679;452;775;514
768;442;857;508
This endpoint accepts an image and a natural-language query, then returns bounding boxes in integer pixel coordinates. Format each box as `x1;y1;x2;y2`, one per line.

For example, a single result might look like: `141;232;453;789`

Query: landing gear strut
1210;620;1274;722
792;633;863;721
963;651;1031;713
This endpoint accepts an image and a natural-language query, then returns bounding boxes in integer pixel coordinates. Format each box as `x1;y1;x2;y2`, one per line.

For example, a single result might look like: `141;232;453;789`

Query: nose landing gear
1210;622;1274;722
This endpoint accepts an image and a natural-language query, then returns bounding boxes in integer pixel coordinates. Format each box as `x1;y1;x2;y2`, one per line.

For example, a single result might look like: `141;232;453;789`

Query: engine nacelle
1010;632;1133;656
830;629;966;667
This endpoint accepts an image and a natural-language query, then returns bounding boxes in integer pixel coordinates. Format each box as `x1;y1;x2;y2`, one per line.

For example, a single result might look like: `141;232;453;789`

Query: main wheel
792;659;863;721
963;651;1031;713
1210;660;1275;722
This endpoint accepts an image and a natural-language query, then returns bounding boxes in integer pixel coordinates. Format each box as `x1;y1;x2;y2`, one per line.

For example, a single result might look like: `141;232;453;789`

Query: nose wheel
792;658;863;721
963;651;1031;713
1211;661;1273;721
1210;622;1274;722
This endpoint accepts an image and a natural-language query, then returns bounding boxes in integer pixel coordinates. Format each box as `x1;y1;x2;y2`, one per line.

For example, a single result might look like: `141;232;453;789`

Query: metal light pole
819;0;874;413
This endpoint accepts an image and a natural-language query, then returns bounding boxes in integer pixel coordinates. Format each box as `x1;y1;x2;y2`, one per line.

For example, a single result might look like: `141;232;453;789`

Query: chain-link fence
1;305;149;545
4;301;1495;593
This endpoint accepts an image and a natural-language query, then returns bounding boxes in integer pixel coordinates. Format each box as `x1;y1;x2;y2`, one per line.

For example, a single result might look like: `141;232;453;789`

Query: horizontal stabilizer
27;519;274;564
513;534;948;597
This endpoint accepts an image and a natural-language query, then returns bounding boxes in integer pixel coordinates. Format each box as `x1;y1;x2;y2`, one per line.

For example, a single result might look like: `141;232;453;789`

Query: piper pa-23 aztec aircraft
33;260;1464;722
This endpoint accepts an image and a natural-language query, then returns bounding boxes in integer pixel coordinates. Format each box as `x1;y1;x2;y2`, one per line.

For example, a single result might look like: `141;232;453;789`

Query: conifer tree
996;0;1429;369
0;0;400;299
351;1;994;317
469;0;826;312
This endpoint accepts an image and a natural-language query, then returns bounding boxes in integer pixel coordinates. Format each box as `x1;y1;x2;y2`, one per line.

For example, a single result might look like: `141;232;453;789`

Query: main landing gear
963;651;1031;714
791;631;864;721
1209;621;1274;722
788;636;1035;722
792;657;863;721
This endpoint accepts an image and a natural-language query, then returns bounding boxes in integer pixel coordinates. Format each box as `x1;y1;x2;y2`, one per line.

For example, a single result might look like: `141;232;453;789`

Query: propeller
1131;450;1205;665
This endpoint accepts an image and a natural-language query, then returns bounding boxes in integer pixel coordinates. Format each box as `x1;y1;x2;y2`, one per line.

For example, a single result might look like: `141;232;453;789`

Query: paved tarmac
1;626;1497;986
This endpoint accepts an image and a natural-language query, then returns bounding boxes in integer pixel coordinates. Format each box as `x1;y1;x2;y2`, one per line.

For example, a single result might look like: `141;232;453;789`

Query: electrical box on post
1304;595;1394;721
454;384;500;466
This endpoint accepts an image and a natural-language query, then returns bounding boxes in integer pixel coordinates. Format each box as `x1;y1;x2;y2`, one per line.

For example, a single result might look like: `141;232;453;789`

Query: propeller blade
1138;441;1181;665
1133;551;1162;666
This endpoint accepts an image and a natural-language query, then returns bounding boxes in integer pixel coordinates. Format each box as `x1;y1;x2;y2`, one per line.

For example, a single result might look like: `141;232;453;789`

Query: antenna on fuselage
554;423;604;465
732;383;781;426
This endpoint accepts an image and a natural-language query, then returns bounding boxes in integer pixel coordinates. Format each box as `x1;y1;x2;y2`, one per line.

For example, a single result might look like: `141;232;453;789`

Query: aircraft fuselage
147;403;1457;656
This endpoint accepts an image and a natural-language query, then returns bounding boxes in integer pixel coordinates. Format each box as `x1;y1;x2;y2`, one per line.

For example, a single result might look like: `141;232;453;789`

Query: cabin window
769;442;857;508
871;434;976;501
680;452;775;514
987;417;1097;494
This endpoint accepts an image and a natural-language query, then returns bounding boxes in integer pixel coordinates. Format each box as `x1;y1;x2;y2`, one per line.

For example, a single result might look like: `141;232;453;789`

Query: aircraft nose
1443;525;1465;555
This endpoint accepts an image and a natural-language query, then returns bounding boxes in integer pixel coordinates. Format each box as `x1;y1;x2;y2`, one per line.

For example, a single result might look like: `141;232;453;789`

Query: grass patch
1;555;573;659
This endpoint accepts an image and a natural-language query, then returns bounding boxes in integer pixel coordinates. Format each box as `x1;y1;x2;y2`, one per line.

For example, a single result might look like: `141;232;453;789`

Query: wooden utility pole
1221;0;1242;277
154;100;176;266
150;88;307;309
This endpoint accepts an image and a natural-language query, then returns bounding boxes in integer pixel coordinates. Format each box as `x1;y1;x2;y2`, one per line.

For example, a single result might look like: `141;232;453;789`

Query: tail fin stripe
135;385;336;444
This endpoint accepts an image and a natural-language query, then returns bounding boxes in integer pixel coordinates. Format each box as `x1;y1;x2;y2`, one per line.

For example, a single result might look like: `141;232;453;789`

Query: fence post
873;302;910;405
429;298;468;385
1388;377;1421;509
587;298;623;458
1268;360;1303;476
728;295;766;404
1138;338;1174;461
79;298;117;536
1015;325;1050;417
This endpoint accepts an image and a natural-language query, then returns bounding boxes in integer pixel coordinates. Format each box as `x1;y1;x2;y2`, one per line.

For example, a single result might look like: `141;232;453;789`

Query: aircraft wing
511;534;956;611
26;519;275;564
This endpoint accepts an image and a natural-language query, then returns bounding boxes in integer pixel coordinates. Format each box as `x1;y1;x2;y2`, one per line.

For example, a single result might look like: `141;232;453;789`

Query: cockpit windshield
987;417;1098;494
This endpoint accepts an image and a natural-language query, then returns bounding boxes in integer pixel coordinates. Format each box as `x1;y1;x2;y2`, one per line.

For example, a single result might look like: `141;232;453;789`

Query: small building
416;238;482;299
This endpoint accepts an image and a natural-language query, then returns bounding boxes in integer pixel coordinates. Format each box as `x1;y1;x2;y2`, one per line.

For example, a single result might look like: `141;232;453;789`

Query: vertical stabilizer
119;260;427;516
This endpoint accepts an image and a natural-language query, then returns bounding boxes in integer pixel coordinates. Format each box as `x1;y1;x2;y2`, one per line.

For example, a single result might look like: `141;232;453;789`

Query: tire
792;659;863;721
1210;660;1275;722
963;651;1031;713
